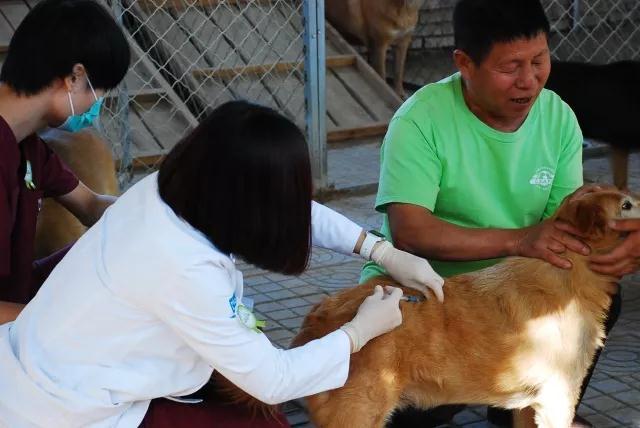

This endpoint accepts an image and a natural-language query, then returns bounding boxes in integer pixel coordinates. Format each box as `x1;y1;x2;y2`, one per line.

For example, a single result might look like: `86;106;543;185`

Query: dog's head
555;188;640;250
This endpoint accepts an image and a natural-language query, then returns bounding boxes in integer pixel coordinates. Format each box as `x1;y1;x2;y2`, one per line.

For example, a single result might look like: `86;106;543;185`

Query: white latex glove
340;285;403;353
371;241;445;302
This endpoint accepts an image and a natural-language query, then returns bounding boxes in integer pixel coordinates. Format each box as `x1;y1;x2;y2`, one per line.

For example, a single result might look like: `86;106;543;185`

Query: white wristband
359;232;383;261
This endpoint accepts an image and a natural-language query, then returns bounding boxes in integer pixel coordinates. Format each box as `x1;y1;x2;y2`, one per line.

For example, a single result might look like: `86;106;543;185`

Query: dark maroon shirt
0;116;78;303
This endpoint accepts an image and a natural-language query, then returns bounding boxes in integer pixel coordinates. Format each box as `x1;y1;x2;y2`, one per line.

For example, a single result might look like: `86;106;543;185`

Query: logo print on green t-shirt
529;167;555;189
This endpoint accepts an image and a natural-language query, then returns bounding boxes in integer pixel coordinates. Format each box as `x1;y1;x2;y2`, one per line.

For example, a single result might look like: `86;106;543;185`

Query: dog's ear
559;199;607;237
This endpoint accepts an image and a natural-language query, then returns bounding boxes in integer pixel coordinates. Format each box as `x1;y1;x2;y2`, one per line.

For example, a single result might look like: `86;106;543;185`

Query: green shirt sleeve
375;116;442;213
543;108;584;218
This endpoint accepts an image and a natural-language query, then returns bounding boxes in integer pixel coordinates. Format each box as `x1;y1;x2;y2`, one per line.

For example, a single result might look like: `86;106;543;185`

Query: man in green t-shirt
364;0;633;427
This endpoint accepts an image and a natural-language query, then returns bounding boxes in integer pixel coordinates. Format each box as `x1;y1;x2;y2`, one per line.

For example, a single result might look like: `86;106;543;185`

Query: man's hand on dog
371;241;445;302
514;219;591;269
589;218;640;278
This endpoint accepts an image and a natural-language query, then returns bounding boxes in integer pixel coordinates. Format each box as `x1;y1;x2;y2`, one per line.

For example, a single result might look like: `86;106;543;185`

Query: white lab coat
0;172;363;428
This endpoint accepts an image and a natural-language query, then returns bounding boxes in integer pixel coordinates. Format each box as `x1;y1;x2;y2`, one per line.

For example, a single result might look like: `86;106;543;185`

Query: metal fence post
110;0;133;188
571;0;581;31
303;0;328;190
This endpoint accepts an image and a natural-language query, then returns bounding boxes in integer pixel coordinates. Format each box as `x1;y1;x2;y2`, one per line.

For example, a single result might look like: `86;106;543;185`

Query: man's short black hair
1;0;130;95
159;101;313;275
454;0;551;64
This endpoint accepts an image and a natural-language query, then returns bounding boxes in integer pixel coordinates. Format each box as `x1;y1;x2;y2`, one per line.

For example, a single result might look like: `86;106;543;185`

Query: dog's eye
622;200;633;210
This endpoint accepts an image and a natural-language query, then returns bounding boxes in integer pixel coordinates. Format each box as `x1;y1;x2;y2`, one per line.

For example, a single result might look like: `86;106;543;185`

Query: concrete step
321;137;380;201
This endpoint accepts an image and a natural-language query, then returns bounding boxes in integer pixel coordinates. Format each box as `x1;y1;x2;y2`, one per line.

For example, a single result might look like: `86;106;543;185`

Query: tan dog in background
34;129;118;259
289;189;635;428
325;0;425;97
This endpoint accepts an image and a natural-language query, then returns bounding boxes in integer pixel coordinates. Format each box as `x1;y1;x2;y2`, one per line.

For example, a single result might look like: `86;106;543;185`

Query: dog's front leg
513;406;537;428
531;379;577;428
393;34;412;98
368;39;390;84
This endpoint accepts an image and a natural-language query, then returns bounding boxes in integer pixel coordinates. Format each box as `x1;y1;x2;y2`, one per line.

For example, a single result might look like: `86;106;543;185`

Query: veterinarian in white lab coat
0;101;444;428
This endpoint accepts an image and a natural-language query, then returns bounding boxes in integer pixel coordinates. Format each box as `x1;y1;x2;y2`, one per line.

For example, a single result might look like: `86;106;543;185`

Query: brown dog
325;0;425;97
289;189;636;428
34;128;118;259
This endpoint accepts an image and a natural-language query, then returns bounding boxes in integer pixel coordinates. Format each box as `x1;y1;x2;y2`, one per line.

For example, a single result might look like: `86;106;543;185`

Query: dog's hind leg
306;370;402;428
307;390;400;428
393;34;412;98
611;145;630;191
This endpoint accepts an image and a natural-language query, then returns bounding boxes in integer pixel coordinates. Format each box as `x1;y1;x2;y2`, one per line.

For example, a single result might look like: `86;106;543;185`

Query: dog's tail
211;372;283;421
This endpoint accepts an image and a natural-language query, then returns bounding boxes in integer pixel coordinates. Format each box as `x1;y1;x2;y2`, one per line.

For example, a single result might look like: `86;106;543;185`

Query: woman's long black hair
159;101;312;275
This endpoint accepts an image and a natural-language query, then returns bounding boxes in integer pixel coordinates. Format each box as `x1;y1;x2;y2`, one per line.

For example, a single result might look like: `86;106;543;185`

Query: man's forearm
90;194;117;225
388;204;525;262
0;301;24;324
56;183;117;228
396;222;522;261
76;194;116;227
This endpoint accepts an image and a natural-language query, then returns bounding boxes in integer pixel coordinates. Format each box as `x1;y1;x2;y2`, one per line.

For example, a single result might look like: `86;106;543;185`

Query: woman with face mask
0;0;130;319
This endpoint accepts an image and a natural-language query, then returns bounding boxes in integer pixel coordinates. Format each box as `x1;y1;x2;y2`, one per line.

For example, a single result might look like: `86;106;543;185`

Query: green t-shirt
361;73;583;281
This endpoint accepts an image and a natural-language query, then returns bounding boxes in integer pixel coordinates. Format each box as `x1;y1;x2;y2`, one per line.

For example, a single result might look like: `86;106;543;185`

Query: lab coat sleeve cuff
333;328;352;384
311;201;363;255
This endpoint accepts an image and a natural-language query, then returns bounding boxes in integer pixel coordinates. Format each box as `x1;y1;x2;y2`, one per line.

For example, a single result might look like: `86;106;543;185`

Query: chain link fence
4;0;635;188
98;0;311;187
93;0;639;188
403;0;640;87
548;0;640;62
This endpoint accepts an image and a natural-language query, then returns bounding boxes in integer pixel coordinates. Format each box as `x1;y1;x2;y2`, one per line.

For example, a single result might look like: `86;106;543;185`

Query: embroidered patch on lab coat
236;304;266;333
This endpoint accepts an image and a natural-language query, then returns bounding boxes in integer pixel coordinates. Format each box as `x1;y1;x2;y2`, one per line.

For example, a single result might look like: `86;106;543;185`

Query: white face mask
57;75;103;132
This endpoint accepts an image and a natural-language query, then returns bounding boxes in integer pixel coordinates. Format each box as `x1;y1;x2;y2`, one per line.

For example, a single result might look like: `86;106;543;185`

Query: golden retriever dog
287;189;637;428
325;0;425;97
34;128;118;259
